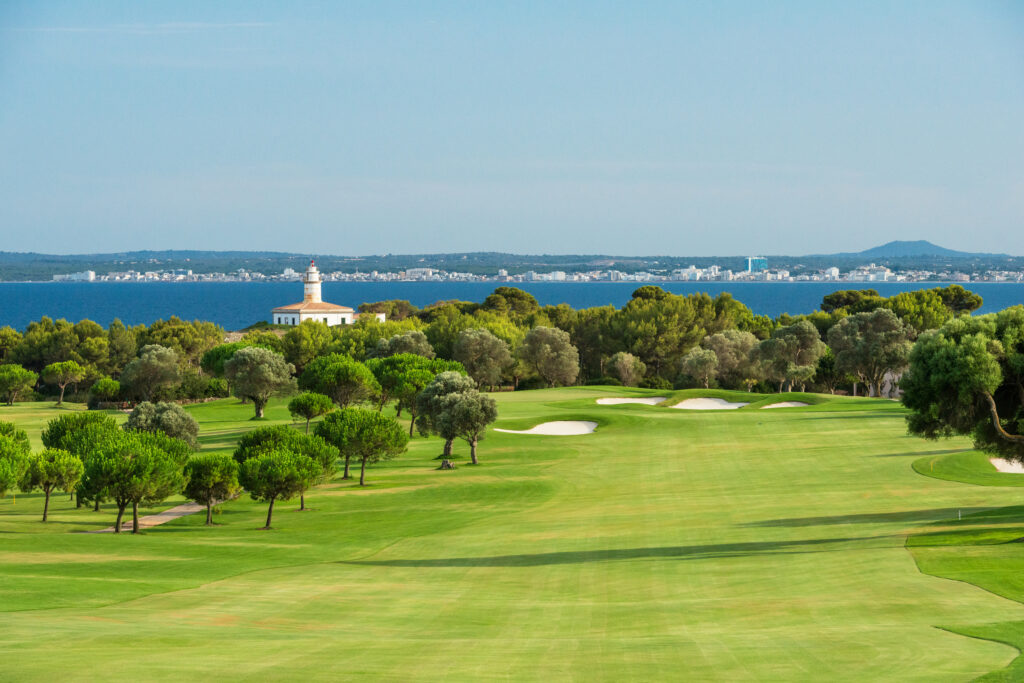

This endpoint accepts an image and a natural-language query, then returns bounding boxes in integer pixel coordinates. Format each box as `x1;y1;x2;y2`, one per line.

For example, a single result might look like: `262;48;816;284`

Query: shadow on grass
742;507;992;528
341;535;894;568
874;448;965;458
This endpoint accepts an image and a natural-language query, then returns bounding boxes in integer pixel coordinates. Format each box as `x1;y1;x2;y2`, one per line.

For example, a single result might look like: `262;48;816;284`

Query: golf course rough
1;388;1023;680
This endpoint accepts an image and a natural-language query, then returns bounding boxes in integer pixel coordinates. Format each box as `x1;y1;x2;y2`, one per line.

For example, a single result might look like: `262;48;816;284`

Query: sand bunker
672;398;749;410
761;401;810;409
990;458;1024;474
494;421;598;435
596;397;666;405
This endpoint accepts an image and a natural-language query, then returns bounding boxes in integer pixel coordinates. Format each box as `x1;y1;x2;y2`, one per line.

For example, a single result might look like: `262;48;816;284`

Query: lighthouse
270;260;385;326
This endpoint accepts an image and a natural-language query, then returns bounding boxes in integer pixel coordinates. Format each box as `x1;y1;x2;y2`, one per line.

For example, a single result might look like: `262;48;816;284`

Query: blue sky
1;1;1022;256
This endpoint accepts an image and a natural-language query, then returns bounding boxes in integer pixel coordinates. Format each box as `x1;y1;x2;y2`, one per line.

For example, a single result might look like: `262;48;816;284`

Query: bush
206;377;229;398
125;401;200;450
88;378;121;408
584;377;622;386
515;376;548;391
639;376;672;390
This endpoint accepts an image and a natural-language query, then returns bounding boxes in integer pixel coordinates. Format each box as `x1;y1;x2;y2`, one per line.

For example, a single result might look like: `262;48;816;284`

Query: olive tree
125;401;200;449
42;360;85;405
453;328;512;389
0;364;37;405
827;309;912;397
902;308;1024;460
183;454;240;525
374;330;435;359
435;390;498;465
224;347;297;418
702;330;759;389
607;352;646;387
21;448;84;521
680;348;718;388
121;345;181;402
518;326;580;387
416;371;477;456
756;321;827;392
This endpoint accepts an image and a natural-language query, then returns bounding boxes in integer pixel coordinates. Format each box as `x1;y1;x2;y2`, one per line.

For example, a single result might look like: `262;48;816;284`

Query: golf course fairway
2;387;1024;680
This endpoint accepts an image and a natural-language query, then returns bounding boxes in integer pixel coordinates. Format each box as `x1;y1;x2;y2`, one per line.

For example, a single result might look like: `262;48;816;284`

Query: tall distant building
746;256;768;272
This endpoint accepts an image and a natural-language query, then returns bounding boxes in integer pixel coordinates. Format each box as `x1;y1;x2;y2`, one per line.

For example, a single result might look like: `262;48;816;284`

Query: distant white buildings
52;270;96;282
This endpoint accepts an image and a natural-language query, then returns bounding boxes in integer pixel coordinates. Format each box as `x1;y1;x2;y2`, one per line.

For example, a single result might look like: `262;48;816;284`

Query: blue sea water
0;281;1022;331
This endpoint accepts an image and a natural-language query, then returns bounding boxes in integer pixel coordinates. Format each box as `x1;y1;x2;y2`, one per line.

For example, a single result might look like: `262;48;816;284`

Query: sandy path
91;501;207;533
672;398;749;410
495;421;598;435
596;397;666;405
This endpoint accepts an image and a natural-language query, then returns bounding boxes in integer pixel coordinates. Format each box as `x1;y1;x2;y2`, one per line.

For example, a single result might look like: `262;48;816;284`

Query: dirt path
91;501;207;533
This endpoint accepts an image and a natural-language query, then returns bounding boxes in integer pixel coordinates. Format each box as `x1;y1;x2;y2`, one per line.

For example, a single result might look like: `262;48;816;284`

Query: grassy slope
1;389;1023;680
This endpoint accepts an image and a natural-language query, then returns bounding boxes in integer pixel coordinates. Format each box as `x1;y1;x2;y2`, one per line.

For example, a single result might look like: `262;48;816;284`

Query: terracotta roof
272;301;354;313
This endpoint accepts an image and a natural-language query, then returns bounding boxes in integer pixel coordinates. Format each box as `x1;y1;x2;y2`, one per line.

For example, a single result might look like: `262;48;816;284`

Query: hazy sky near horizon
1;1;1022;256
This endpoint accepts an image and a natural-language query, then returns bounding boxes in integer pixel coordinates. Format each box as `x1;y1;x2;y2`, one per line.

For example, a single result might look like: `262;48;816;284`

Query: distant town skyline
1;1;1022;256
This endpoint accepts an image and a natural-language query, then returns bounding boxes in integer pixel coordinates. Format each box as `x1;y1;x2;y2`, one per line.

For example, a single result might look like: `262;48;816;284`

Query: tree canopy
299;354;380;409
224;346;297;418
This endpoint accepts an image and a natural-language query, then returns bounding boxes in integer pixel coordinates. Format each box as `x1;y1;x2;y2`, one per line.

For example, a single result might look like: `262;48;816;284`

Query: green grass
2;390;1024;680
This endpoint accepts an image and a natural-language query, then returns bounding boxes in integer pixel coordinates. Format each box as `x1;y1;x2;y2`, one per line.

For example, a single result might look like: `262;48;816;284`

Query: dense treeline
0;284;985;404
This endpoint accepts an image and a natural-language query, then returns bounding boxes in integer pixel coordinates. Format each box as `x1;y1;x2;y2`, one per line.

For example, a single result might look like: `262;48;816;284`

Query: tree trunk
342;454;351;479
42;487;51;522
444;438;453;457
778;381;784;393
254;398;265;418
703;378;709;389
131;501;139;534
114;503;125;533
300;494;305;511
263;497;275;529
408;410;416;437
359;457;368;486
94;497;100;511
206;500;213;525
852;382;858;397
470;438;479;465
304;418;310;434
57;383;66;405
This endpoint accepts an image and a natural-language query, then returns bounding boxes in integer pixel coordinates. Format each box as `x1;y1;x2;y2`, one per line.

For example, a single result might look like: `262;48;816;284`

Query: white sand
672;398;749;410
990;458;1024;474
495;421;598;435
761;401;810;409
596;397;666;405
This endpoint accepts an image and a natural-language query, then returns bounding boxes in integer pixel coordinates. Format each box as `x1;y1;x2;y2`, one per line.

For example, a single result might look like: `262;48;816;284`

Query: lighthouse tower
303;260;322;303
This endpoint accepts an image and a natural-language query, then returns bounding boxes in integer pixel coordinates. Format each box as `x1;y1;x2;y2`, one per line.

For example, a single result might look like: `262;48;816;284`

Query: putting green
1;388;1023;680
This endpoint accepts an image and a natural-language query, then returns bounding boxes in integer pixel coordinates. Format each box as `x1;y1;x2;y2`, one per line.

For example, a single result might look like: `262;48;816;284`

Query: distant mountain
834;240;1007;259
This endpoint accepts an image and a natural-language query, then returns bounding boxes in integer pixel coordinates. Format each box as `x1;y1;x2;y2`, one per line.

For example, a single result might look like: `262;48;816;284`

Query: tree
121;345;181;402
415;372;477;456
183;454;240;525
239;450;320;529
0;364;37;405
42;360;85;405
88;377;121;405
374;330;435;359
0;432;30;499
702;330;759;389
232;425;337;508
288;392;336;433
281;320;332;372
21;449;84;521
42;412;121;508
299;354;380;409
616;289;719;377
827;309;912;397
125;401;201;449
901;308;1024;460
316;408;407;486
518;326;580;387
85;430;188;533
200;342;252;378
435;391;498;465
680;348;719;388
606;352;645;387
756;321;827;392
224;347;297;418
0;326;21;363
359;299;419;321
105;319;137;375
453;328;512;389
136;317;223;367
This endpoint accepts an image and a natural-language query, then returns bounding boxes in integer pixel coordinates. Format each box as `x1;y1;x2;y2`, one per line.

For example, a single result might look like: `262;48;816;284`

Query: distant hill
832;240;1007;259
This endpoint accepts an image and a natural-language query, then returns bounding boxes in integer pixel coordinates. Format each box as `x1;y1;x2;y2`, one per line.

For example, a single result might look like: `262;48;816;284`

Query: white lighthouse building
271;260;384;326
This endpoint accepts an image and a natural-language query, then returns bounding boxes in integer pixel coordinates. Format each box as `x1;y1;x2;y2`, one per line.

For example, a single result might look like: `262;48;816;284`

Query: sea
1;281;1023;331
